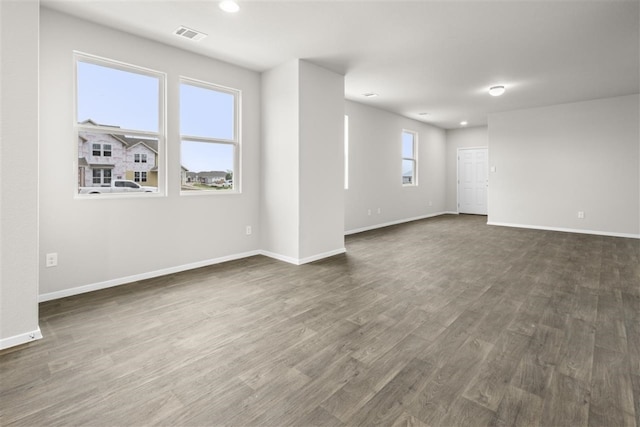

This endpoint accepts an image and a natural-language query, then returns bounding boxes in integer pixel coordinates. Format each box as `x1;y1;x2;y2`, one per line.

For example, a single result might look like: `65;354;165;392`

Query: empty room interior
1;0;639;426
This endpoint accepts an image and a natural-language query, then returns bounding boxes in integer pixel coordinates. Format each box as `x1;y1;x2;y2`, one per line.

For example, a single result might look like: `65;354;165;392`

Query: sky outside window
77;60;159;132
180;82;236;175
180;83;235;140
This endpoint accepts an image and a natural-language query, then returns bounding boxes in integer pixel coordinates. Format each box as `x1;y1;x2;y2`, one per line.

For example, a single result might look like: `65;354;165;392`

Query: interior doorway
457;147;488;215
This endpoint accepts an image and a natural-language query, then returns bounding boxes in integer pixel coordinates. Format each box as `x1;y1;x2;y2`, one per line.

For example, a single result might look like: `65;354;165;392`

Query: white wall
488;94;640;237
0;0;42;349
344;101;446;233
445;126;488;213
299;61;345;260
261;59;345;263
39;8;262;299
260;60;300;260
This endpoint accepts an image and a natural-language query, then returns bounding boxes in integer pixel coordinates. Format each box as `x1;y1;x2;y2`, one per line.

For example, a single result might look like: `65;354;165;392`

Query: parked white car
79;179;157;194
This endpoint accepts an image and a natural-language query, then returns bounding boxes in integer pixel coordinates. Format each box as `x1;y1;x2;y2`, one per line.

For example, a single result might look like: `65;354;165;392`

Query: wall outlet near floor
246;226;252;235
46;252;58;267
428;200;433;206
577;211;585;219
367;209;371;216
377;208;381;214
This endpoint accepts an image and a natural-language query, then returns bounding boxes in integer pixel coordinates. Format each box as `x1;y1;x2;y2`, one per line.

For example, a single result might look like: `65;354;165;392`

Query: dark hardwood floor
1;214;638;426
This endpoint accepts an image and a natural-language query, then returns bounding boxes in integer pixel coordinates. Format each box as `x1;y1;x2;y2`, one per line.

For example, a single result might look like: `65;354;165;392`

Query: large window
402;130;418;186
75;53;164;195
180;78;239;193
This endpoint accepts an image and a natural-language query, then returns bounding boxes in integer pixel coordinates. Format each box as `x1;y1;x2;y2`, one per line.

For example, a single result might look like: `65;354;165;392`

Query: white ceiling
42;0;639;129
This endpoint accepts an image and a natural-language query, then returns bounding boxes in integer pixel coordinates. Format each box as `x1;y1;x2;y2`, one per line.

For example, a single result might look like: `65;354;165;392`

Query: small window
402;130;417;186
134;153;147;163
134;171;147;182
92;144;101;156
103;144;112;157
92;169;112;185
180;78;239;193
344;115;349;190
141;171;147;182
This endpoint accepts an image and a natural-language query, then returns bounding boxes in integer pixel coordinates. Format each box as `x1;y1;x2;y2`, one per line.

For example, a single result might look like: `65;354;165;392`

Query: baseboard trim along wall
345;211;455;235
260;248;347;266
487;221;640;239
39;247;349;302
0;327;43;350
38;250;262;302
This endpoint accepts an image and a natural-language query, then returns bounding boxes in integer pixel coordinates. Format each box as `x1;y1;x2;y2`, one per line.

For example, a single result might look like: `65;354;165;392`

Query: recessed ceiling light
460;121;468;126
363;92;378;98
219;0;240;13
418;112;429;116
489;85;506;96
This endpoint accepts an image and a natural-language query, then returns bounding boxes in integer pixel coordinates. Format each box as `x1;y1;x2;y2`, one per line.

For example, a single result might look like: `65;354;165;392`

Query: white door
458;148;488;215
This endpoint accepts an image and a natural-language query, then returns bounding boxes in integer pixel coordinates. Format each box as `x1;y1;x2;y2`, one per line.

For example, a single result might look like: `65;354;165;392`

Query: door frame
456;146;488;214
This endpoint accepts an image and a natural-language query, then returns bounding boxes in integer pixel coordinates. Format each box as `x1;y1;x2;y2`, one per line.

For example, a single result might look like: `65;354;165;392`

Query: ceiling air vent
174;26;207;42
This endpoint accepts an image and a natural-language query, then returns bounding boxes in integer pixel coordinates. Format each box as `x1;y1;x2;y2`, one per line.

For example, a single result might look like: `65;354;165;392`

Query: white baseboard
298;248;347;265
39;246;351;302
259;248;347;265
258;250;300;265
0;327;43;350
487;221;640;239
38;250;262;302
345;211;451;235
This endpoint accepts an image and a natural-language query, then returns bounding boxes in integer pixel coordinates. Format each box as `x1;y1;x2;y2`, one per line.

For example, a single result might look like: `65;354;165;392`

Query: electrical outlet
428;200;433;206
377;208;381;214
46;253;58;267
367;209;371;216
578;211;585;219
246;226;252;235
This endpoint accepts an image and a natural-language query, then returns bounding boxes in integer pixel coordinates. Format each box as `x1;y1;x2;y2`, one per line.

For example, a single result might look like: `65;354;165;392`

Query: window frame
74;52;166;198
402;129;418;187
179;76;241;196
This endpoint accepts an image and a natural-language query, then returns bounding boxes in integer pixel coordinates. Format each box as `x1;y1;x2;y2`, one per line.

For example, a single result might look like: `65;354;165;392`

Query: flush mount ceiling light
363;92;379;98
418;112;429;116
219;0;240;13
460;121;468;126
489;85;506;96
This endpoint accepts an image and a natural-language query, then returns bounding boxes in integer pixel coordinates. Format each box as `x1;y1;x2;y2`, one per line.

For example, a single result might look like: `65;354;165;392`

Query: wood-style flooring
1;214;639;426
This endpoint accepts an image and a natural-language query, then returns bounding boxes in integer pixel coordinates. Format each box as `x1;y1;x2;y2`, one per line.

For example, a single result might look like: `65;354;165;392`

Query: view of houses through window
75;54;240;196
76;54;163;195
180;79;238;192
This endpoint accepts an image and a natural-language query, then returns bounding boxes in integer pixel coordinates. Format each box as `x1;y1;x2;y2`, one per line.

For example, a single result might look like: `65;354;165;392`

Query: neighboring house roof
79;119;120;129
121;137;159;153
78;120;159;153
196;171;227;178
